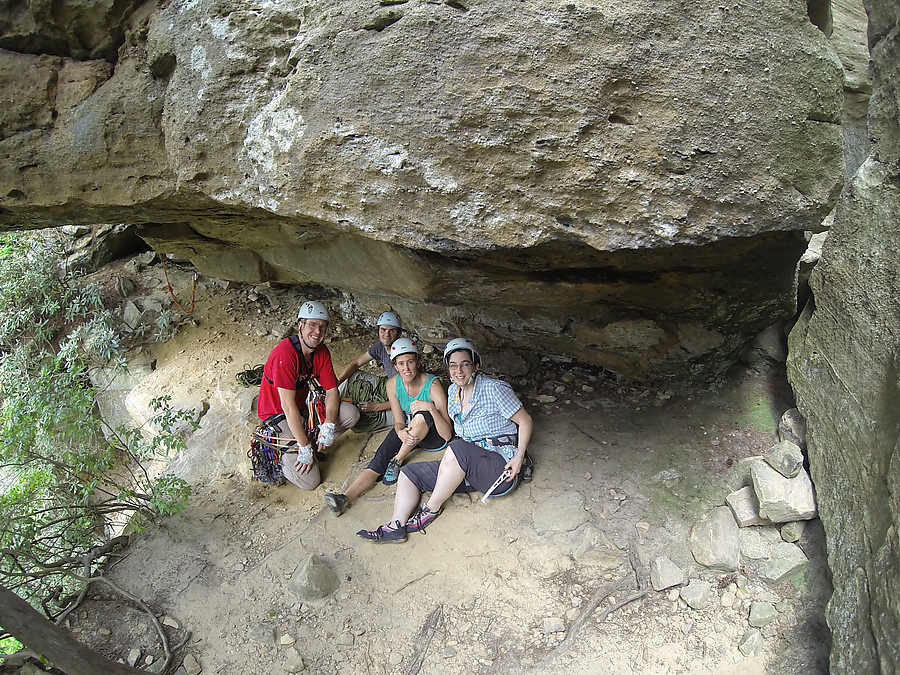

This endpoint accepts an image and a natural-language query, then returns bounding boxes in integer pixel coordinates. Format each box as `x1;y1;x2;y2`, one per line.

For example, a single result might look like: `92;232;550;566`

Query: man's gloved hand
318;422;336;448
296;444;314;465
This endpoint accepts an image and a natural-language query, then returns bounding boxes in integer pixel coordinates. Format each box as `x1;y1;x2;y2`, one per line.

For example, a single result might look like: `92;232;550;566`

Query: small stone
777;408;807;450
182;653;202;675
99;629;111;635
389;652;403;665
441;647;457;658
536;394;557;403
689;507;741;571
780;520;806;543
721;592;735;607
162;616;180;629
127;649;141;667
680;579;713;610
739;628;764;657
751;461;817;523
280;634;296;645
542;617;566;634
650;556;686;591
748;601;779;627
760;542;809;585
739;527;773;560
726;486;772;527
764;441;805;478
144;655;154;666
635;521;650;532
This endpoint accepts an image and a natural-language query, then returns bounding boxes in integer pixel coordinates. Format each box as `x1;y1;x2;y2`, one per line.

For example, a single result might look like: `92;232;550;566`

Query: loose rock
689;507;741;571
650;556;686;591
680;579;713;610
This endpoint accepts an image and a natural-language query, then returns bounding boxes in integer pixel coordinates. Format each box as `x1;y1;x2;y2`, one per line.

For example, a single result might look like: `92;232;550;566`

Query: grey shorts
401;439;517;498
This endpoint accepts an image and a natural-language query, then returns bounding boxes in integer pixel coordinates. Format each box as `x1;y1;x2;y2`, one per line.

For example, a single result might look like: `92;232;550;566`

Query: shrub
0;232;196;617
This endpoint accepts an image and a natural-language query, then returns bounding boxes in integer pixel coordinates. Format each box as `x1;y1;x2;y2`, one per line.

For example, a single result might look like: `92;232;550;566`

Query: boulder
0;0;845;383
286;555;339;602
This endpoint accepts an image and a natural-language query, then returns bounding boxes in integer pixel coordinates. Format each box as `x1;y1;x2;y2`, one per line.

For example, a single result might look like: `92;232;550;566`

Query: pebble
635;521;650;532
543;617;566;634
183;654;202;675
280;634;295;645
389;652;403;665
441;647;457;658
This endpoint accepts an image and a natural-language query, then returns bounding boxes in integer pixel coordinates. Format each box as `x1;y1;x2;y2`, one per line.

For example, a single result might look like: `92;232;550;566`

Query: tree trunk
0;586;141;675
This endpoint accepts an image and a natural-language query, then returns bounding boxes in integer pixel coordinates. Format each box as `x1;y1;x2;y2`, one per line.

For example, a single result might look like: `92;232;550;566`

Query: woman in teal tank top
323;339;453;517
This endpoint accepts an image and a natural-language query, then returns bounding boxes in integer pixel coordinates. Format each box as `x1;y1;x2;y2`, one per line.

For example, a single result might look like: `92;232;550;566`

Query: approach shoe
382;458;401;485
522;452;534;483
406;505;442;533
357;521;407;544
324;492;348;516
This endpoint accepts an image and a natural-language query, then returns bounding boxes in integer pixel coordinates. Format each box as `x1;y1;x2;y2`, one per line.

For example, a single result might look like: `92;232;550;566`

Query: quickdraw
305;378;327;449
248;418;290;485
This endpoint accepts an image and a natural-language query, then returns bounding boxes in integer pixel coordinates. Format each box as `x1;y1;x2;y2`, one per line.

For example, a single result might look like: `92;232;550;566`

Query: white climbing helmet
390;337;419;361
443;337;481;366
297;301;330;322
377;311;402;329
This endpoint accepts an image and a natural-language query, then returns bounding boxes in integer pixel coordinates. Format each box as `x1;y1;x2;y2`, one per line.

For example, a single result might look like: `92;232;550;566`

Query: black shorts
365;411;448;476
401;439;517;497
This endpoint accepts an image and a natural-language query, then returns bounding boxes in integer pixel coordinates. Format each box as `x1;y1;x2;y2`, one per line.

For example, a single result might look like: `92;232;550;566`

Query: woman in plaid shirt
358;338;533;543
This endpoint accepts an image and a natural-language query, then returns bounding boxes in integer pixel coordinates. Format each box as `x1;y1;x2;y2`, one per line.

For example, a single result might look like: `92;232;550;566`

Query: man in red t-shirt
257;301;360;489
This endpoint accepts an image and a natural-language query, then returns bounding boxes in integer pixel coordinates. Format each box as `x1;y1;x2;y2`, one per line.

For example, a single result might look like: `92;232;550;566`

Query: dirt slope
67;262;830;675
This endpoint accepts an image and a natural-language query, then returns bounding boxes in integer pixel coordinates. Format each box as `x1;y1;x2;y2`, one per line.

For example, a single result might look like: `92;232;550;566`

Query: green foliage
0;635;24;655
0;232;197;616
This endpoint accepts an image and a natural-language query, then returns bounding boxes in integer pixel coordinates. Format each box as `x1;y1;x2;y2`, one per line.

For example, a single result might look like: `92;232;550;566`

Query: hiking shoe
382;458;401;485
324;492;348;516
522;452;534;483
356;521;407;544
406;505;442;533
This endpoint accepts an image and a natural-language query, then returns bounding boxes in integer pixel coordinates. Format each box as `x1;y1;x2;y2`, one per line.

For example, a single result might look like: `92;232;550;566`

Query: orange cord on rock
160;254;197;315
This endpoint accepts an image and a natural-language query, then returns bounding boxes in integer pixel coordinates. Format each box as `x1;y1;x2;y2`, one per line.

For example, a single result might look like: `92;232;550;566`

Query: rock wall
787;1;900;672
0;0;845;382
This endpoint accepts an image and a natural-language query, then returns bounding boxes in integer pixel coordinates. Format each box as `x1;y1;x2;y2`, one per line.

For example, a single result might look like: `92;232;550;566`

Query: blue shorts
401;439;517;497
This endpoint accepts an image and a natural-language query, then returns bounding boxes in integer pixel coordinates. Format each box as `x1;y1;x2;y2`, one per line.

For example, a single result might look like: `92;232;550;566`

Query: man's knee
282;457;322;490
337;401;361;432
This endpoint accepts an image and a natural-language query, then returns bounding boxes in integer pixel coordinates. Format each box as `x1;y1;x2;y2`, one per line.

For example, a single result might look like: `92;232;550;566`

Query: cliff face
0;0;844;381
788;1;900;673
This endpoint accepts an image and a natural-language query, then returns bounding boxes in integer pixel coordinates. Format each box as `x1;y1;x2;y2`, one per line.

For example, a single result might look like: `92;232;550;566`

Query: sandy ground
66;260;831;675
